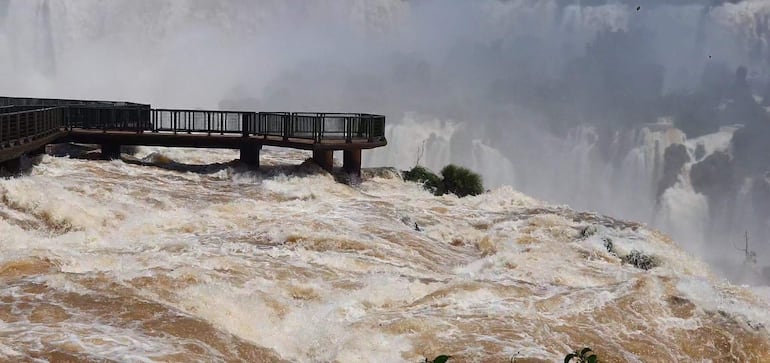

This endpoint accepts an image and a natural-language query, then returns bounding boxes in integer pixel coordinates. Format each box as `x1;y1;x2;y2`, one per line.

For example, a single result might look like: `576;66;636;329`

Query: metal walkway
0;96;387;174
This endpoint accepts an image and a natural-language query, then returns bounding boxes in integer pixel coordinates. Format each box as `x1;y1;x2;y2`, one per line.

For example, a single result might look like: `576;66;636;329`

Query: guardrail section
1;96;386;146
0;107;64;149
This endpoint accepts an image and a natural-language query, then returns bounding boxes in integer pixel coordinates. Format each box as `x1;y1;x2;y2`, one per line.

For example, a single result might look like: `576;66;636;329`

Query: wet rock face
749;175;770;232
763;82;770;107
694;143;706;161
657;143;690;199
690;150;734;202
732;124;770;177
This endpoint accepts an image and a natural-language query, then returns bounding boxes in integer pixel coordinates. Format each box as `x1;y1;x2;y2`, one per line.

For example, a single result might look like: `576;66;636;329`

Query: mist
1;0;769;284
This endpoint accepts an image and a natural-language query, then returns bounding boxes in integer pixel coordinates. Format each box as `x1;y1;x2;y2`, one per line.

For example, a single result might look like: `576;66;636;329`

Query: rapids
0;148;768;362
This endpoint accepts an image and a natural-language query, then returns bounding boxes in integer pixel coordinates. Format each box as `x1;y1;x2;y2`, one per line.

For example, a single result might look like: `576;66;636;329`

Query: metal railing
0;96;386;146
0;96;148;108
150;109;245;135
247;112;386;142
0;107;64;149
65;104;151;131
0;105;59;115
146;110;386;143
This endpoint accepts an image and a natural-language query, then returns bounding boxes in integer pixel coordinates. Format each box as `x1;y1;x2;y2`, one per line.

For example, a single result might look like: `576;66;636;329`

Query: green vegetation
403;165;443;195
422;355;452;363
565;347;598;363
404;164;484;198
584;226;658;271
439;164;484;197
419;347;600;362
622;250;659;270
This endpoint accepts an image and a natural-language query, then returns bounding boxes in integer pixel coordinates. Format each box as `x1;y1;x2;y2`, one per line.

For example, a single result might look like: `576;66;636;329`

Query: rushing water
2;1;770;360
0;148;769;362
2;0;770;284
368;116;770;286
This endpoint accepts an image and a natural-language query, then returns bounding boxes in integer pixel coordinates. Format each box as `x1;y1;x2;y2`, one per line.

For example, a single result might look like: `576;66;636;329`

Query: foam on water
0;149;769;362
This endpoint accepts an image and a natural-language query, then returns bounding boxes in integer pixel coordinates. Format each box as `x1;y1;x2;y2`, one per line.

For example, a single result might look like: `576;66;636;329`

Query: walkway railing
0;107;64;149
146;109;385;142
0;96;387;147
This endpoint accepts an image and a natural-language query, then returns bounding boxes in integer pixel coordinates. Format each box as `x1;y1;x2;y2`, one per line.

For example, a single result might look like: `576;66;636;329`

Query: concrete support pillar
343;149;362;176
0;157;22;176
240;144;262;168
101;143;121;160
30;146;47;156
313;149;334;172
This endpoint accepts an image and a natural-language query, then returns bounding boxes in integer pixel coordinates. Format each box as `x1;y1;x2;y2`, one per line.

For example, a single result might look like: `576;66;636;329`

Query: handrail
0;107;65;149
0;96;148;108
1;97;386;152
0;106;61;116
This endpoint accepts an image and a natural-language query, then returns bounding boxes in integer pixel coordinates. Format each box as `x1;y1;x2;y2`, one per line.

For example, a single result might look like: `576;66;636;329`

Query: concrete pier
313;150;334;172
343;149;362;176
240;144;261;167
0;156;21;175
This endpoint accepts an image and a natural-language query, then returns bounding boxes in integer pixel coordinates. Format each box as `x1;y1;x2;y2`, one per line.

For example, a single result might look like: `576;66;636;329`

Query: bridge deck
64;129;386;151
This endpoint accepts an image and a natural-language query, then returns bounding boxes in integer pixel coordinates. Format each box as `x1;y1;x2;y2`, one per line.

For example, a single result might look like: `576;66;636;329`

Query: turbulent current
0;149;769;362
2;0;770;361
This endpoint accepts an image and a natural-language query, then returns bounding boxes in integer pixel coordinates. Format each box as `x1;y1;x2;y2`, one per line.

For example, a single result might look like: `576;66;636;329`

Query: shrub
565;347;598;363
622;250;659;270
422;355;451;363
403;165;442;195
440;164;484;197
404;164;484;198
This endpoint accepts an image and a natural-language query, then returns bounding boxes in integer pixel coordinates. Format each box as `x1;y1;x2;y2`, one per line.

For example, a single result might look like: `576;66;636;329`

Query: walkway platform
0;96;387;175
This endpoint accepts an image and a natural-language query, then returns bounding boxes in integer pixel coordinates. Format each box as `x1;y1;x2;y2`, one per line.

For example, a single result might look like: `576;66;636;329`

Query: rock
45;143;98;158
603;237;615;255
622;250;660;270
121;145;139;155
763;82;770;107
657;143;690;198
747;175;770;234
690;150;734;201
731;124;770;177
361;167;401;180
694;143;706;161
580;225;598;238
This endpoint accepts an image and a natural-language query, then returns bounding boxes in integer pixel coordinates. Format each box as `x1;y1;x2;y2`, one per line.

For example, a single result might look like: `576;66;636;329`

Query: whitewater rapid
0;148;768;362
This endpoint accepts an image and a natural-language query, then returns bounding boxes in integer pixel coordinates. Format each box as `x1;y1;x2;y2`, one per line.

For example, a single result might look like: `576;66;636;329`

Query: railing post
368;116;373;143
346;116;352;143
111;106;116;131
313;115;319;143
241;113;249;138
32;110;37;139
15;113;20;144
207;112;211;136
262;113;267;139
283;114;290;141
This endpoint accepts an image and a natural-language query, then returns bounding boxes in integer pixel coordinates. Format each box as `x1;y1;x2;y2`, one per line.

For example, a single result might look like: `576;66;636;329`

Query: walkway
0;96;387;175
